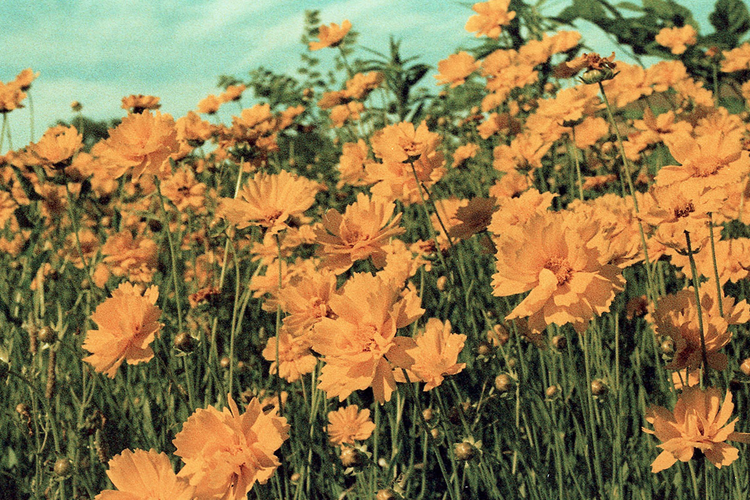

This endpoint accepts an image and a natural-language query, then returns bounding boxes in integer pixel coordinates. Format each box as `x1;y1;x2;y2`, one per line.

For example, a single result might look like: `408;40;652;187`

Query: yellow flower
643;386;750;472
435;52;480;88
465;0;516;39
327;405;376;446
309;20;352;51
655;25;697;55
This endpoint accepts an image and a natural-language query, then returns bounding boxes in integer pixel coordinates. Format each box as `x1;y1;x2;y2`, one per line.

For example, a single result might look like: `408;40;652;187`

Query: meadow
3;0;750;498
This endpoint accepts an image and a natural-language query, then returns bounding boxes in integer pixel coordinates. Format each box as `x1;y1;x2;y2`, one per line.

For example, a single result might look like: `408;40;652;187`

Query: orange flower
367;152;446;205
337;139;371;188
0;81;26;113
650;289;749;372
176;111;214;145
173;396;289;499
371;121;441;164
656;131;749;191
492;212;625;333
161;168;207;212
315;193;405;274
720;42;750;72
453;143;479;166
28;125;83;171
395;318;466;391
262;326;317;383
13;68;39;90
219;84;247;103
82;282;162;378
95;449;195;500
310;272;424;403
217;170;321;234
465;0;516;39
639;182;725;234
121;94;161;113
96;111;179;179
655;25;697;55
435;52;480;88
278;268;338;338
643;386;750;472
344;71;383;100
100;230;158;284
327;405;376;446
329;101;364;128
449;197;497;240
309;20;352;51
197;94;221;114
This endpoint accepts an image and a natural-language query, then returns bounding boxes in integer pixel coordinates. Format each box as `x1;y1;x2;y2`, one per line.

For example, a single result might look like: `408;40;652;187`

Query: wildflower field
4;0;750;498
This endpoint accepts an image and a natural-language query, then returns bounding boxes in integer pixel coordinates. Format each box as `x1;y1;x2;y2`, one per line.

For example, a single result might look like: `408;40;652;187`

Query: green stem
684;230;708;388
582;328;605;498
707;214;723;317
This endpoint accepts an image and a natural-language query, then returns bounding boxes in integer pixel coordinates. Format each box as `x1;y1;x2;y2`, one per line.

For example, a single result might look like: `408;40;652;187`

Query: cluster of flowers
6;0;750;495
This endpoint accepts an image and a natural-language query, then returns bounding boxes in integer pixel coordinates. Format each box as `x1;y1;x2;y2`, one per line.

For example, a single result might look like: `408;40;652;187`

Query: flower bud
377;489;396;500
494;373;513;393
580;67;617;84
591;379;608;396
422;408;434;422
436;275;448;291
551;335;567;350
54;458;73;478
339;446;363;468
174;332;198;353
476;341;492;356
38;326;57;344
291;472;301;483
740;358;750;377
661;339;675;356
430;428;441;440
545;385;559;398
453;442;475;461
220;356;231;369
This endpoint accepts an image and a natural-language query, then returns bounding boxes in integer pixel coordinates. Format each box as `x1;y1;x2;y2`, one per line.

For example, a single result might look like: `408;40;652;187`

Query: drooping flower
315;193;405;274
82;282;162;378
173;396;289;499
309;20;352;51
217;170;321;234
465;0;516;39
95;449;195;500
327;405;376;446
643;386;750;472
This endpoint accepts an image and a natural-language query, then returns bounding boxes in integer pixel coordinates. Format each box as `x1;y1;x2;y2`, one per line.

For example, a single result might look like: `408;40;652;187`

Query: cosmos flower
465;0;516;39
82;282;162;378
655;25;697;55
435;52;480;88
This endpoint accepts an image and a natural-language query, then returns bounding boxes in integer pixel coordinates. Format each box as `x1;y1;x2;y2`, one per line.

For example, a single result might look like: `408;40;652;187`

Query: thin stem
707;214;723;317
582;327;605;499
684;230;708;388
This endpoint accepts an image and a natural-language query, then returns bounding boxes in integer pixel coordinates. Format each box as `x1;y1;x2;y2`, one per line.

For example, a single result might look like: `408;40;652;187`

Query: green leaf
709;0;750;48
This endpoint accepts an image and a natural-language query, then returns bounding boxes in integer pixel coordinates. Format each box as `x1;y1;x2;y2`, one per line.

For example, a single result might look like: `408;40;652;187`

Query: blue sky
0;0;724;148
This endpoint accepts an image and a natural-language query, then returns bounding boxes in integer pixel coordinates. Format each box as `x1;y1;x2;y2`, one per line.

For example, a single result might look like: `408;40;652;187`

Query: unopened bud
377;489;396;500
436;275;448;291
422;408;434;422
174;332;198;353
495;373;513;392
546;385;559;398
552;335;567;350
453;442;476;461
38;326;57;344
220;356;231;369
339;447;363;468
740;358;750;376
476;341;492;356
591;379;608;396
291;472;301;483
661;339;675;356
54;458;73;478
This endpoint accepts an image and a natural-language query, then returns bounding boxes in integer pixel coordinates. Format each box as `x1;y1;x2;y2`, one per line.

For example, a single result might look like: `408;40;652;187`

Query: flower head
396;318;466;391
217;170;321;234
327;405;376;446
82;282;162;378
310;20;352;51
121;94;161;113
95;449;195;500
465;0;516;39
173;396;289;499
435;52;480;88
655;25;697;55
643;386;750;472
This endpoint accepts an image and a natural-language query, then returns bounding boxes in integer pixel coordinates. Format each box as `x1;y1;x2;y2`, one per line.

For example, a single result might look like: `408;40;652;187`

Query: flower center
673;202;695;219
693;156;724;177
544;257;573;286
